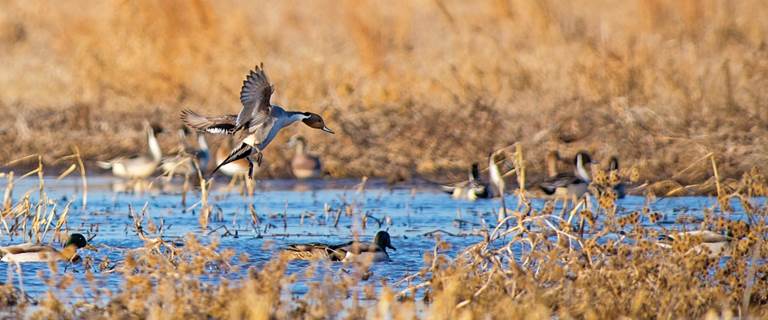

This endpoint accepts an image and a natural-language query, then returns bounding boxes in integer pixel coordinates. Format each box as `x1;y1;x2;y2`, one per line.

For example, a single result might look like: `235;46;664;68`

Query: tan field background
1;0;767;189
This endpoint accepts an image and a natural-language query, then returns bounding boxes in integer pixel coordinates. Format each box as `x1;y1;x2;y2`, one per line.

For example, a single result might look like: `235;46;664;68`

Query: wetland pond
0;176;753;302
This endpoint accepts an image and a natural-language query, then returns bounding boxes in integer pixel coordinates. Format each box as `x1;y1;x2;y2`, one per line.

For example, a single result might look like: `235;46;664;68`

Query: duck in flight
181;63;334;178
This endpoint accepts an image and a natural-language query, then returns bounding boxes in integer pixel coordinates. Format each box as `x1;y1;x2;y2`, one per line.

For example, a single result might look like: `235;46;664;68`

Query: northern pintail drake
488;151;506;196
489;150;507;222
97;122;162;179
289;135;323;179
283;231;396;263
656;230;732;258
214;138;252;177
539;151;594;198
441;163;491;200
608;156;626;199
181;64;334;179
161;128;210;176
0;233;88;263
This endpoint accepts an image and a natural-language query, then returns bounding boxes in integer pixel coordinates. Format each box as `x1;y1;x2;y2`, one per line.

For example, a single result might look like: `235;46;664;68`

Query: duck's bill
322;126;334;134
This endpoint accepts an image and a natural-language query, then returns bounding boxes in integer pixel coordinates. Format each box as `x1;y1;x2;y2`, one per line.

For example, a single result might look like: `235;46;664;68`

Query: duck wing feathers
180;109;238;135
285;243;346;261
236;64;274;131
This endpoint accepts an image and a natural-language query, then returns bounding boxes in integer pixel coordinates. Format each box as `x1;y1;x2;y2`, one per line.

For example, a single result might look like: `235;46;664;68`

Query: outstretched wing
236;63;274;130
180;109;238;135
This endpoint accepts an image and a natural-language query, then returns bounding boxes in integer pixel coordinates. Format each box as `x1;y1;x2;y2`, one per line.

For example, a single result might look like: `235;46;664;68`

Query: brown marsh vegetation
0;0;766;191
0;149;767;318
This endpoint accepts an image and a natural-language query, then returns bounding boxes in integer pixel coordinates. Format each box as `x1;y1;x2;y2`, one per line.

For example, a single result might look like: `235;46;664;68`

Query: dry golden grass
1;0;767;189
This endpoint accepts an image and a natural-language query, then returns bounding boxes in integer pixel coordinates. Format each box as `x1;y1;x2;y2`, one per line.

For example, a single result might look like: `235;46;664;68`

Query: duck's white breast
2;251;54;263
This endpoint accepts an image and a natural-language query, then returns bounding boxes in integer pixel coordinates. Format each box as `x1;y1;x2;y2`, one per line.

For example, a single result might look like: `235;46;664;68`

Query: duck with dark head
1;233;89;263
539;151;595;198
302;113;334;134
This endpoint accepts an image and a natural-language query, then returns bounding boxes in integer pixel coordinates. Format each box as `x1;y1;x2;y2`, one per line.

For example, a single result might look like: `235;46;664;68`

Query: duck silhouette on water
283;231;396;263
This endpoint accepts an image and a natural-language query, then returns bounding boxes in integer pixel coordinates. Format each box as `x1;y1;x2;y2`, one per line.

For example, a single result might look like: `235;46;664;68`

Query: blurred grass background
0;0;766;185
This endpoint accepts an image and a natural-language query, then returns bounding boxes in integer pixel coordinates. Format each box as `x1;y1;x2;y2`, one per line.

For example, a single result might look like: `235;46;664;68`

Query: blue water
0;176;756;302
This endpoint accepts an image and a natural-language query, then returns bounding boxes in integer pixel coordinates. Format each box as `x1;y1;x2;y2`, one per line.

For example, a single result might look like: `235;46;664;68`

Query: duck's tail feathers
209;143;252;178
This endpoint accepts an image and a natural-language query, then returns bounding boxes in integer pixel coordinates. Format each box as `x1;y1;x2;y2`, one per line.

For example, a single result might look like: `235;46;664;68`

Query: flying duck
0;233;88;263
181;64;334;179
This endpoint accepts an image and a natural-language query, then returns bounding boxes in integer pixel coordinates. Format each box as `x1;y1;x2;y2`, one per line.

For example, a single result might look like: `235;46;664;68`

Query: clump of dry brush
2;162;765;318
400;165;768;319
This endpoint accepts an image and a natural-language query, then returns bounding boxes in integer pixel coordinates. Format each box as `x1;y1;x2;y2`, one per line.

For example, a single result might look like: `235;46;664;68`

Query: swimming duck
214;137;252;177
608;156;626;199
288;135;323;179
161;129;210;176
0;233;88;263
283;231;396;263
489;150;507;222
441;163;491;200
181;63;334;179
539;151;594;198
97;122;162;179
656;230;732;258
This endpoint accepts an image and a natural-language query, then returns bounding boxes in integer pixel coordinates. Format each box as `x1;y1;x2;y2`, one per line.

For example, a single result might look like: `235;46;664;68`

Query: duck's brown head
302;113;334;134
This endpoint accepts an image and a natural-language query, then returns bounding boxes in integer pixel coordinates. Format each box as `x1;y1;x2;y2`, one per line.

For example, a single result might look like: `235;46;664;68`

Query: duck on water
539;151;594;199
283;231;396;263
0;233;89;263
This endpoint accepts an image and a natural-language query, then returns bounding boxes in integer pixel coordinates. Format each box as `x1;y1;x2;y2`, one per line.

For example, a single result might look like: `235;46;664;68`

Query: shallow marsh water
0;176;754;302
